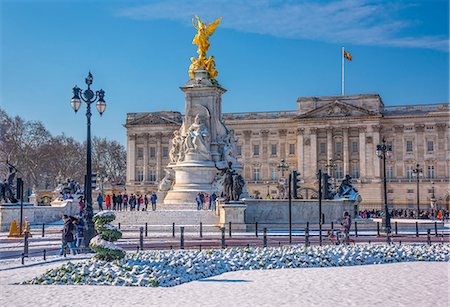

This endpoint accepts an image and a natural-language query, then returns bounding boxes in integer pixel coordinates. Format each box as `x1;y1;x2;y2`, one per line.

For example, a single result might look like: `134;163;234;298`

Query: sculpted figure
215;161;245;201
158;169;175;192
184;115;210;159
169;130;184;163
222;128;238;164
0;162;18;203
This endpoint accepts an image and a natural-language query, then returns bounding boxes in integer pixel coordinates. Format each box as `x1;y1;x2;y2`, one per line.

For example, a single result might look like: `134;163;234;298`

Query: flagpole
341;46;345;96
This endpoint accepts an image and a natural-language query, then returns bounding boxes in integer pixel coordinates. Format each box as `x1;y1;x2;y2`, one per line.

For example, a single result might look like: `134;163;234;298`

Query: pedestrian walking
78;195;85;216
341;211;352;245
137;194;142;211
144;195;149;211
196;193;201;210
151;192;157;211
96;193;103;211
210;192;217;211
112;193;117;211
60;215;77;255
117;193;123;211
72;216;84;252
123;193;128;211
105;194;111;210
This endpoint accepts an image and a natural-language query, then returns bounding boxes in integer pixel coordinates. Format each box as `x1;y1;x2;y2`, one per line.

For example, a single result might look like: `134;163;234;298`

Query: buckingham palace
125;93;450;210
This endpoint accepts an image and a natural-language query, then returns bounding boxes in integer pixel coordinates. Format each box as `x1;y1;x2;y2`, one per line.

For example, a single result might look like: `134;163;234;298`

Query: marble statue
184;115;210;159
169;130;184;163
55;178;82;196
159;169;175;192
189;16;222;79
221;128;238;164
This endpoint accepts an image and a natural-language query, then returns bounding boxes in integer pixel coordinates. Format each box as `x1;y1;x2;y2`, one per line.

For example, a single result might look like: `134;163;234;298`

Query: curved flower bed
90;211;125;261
23;244;449;287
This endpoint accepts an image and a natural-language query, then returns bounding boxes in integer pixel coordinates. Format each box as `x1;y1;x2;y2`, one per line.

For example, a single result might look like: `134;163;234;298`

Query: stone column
297;128;304;176
279;129;287;159
261;130;269;179
156;133;162;181
372;125;381;179
309;128;318;179
358;127;366;178
436;123;447;177
415;124;425;165
326;128;333;163
127;134;136;183
143;133;149;182
243;130;252;179
342;127;349;176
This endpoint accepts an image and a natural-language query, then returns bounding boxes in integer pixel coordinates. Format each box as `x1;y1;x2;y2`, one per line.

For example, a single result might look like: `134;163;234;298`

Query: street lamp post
412;163;423;218
70;72;106;249
277;159;289;199
376;138;392;233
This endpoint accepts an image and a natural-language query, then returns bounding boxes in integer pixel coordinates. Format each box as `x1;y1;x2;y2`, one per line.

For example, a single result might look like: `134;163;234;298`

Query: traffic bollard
180;227;185;249
415;222;419;237
23;231;29;257
139;227;144;250
118;223;121;230
305;226;310;247
377;222;380;236
42;223;45;237
354;221;358;237
221;227;225;249
229;221;232;238
427;229;431;245
331;221;334;230
43;249;46;261
395;222;398;235
172;223;175;237
263;228;267;247
255;222;258;237
145;223;148;237
434;222;438;237
200;222;203;238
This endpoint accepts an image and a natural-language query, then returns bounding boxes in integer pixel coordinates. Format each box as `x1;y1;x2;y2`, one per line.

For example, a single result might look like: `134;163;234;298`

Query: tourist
196;193;201;210
144;194;149;211
60;214;77;256
199;192;205;210
123;193;128;211
341;211;352;245
137;194;142;211
78;195;85;216
129;194;135;211
151;192;157;211
72;216;84;253
117;193;123;211
112;193;117;211
97;193;103;211
105;194;111;210
205;193;210;210
210;192;217;211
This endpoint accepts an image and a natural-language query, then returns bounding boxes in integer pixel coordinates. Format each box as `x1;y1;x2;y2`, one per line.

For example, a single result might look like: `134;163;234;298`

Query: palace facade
125;94;450;209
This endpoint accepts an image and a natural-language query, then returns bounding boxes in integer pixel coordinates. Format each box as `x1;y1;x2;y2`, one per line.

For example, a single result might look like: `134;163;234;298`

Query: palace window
386;165;393;179
253;145;260;156
149;147;156;158
427;141;434;152
162;146;169;158
271;167;278;180
148;170;156;182
407;189;414;193
271;144;277;156
289;144;295;155
136;169;144;182
406;141;413;153
406;165;413;179
253;167;260;181
236;145;242;156
137;147;144;159
335;142;342;154
319;142;326;154
427;165;435;179
351;164;360;179
335;165;343;179
351;141;358;153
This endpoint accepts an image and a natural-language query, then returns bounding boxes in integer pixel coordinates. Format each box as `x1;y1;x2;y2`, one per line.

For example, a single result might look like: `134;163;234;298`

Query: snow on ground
0;260;448;307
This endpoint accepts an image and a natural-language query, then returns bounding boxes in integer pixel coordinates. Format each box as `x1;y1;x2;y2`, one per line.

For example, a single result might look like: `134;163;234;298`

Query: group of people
60;214;84;256
96;192;158;211
195;192;218;210
359;208;449;220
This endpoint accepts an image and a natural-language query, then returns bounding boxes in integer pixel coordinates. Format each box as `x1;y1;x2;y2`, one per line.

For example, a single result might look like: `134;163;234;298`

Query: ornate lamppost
70;72;106;248
412;163;423;218
277;159;289;199
376;138;392;233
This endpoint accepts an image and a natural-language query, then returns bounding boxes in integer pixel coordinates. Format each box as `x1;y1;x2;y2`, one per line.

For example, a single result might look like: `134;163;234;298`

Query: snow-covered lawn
21;243;450;287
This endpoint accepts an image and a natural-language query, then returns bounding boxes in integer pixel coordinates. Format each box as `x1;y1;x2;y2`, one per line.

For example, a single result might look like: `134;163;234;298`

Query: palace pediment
298;100;377;119
126;112;182;126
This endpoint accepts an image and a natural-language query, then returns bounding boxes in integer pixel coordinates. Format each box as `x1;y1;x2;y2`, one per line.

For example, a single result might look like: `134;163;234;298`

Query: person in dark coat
341;211;352;245
60;214;77;255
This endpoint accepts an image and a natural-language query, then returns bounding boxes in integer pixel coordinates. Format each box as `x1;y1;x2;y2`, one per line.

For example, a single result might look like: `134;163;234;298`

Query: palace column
261;130;269;179
297;128;304;177
326;128;333;163
436;123;447;177
372;125;381;178
358;127;366;178
309;128;318;179
279;129;287;159
243;130;252;179
127;134;136;183
156;133;162;181
415;124;425;165
143;133;149;183
343;127;349;176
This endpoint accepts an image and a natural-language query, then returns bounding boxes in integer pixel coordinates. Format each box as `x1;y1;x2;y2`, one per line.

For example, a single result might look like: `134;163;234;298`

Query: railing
223;110;298;120
384;104;448;114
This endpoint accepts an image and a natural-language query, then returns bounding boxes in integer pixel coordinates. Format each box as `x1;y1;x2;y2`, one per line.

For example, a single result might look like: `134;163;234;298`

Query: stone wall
243;199;357;226
0;201;79;231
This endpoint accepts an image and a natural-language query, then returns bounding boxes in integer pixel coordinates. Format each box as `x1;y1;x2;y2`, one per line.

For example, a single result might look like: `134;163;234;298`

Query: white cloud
117;0;449;52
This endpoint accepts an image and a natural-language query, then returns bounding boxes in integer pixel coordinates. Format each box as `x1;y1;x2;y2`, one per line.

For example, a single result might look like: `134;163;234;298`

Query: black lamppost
412;163;423;218
277;159;289;199
376;138;392;232
70;72;106;248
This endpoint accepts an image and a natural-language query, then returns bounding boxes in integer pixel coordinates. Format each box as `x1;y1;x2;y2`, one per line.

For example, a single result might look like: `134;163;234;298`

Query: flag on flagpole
344;50;352;61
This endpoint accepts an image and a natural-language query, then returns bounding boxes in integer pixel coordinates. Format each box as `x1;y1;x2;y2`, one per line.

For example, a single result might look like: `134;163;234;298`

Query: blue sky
1;0;448;145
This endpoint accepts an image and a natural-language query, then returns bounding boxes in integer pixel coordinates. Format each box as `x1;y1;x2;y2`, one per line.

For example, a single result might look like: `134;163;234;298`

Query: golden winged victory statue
189;16;222;79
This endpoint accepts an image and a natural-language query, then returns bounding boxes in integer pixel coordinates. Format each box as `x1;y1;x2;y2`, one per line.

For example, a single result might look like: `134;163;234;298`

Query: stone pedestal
219;201;247;230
